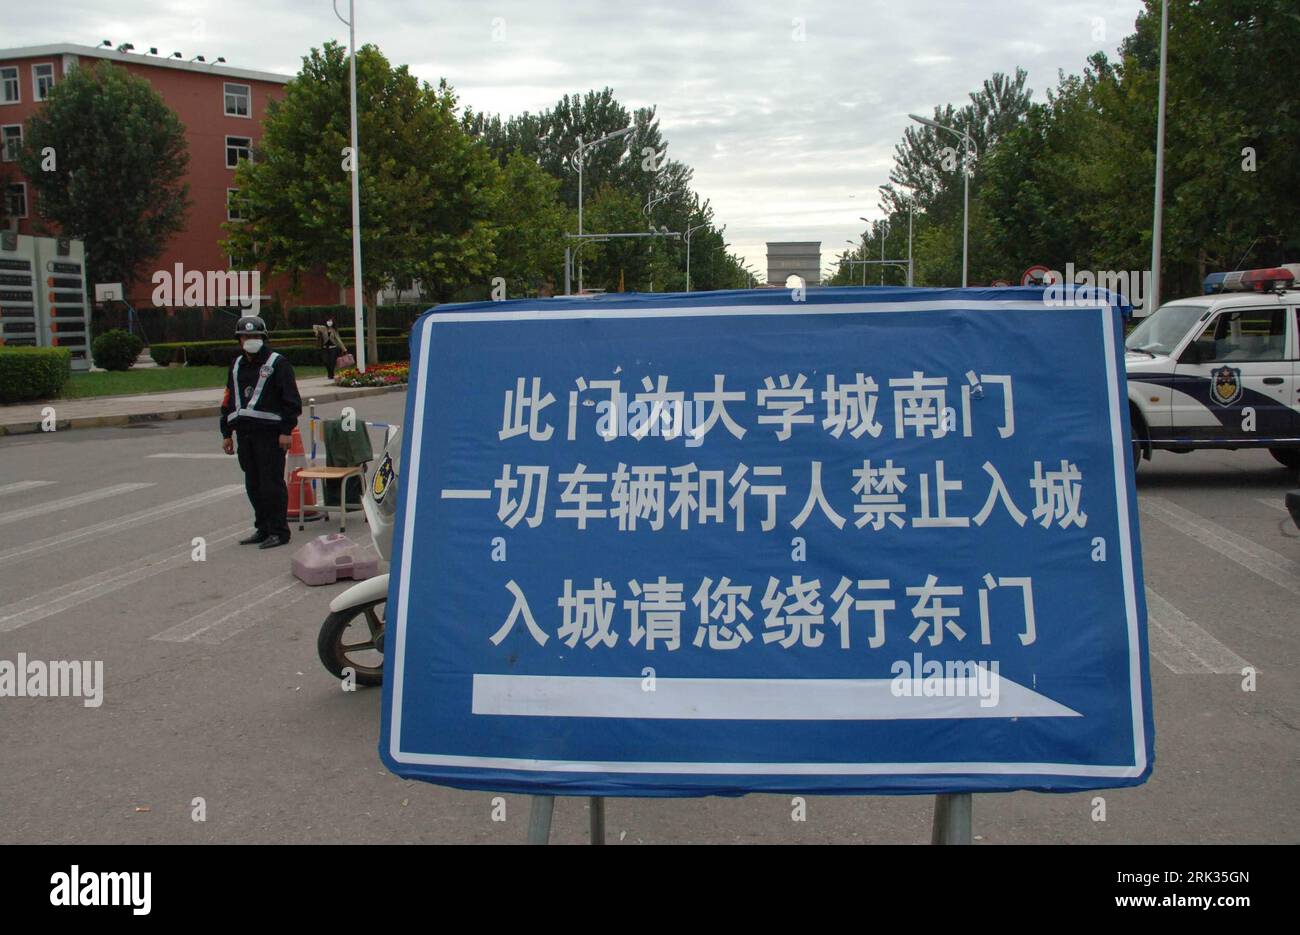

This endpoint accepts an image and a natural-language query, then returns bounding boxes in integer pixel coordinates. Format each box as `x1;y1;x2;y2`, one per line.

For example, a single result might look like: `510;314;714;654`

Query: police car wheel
318;600;385;686
1269;448;1300;470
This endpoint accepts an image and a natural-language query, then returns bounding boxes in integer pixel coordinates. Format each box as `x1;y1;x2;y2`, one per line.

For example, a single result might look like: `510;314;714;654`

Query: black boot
239;531;269;545
258;534;290;550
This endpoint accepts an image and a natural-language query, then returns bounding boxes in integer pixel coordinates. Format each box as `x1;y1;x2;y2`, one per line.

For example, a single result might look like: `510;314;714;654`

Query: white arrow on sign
471;671;1081;720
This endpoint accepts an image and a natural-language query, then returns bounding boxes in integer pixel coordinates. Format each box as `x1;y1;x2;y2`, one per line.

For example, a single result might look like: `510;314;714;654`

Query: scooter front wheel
318;598;385;686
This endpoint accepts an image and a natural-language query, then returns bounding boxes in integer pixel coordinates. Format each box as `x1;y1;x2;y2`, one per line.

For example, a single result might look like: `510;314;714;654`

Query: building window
1;67;19;104
226;188;243;221
224;82;251;118
1;125;20;162
4;183;27;219
33;64;55;101
225;136;252;168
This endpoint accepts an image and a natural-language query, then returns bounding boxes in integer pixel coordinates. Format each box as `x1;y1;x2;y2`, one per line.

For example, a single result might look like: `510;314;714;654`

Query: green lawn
62;366;328;399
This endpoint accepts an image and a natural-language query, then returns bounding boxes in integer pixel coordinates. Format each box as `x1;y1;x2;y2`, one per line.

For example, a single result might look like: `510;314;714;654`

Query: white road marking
146;453;232;460
0;483;153;527
0;485;244;567
0;523;248;633
150;572;311;644
1144;588;1252;675
1139;495;1300;598
0;481;55;497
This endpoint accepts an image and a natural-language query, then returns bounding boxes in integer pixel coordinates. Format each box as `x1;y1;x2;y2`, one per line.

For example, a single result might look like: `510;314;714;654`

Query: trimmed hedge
91;329;145;371
0;347;72;403
150;338;410;368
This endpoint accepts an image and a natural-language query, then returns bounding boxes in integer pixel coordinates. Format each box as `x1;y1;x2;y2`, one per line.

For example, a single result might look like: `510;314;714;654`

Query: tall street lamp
684;221;708;292
1149;0;1169;313
862;216;888;285
909;113;973;287
333;0;366;370
575;126;633;292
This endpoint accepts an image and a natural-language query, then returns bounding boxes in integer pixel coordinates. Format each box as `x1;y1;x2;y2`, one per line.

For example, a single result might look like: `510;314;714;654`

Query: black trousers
236;430;290;539
323;346;340;378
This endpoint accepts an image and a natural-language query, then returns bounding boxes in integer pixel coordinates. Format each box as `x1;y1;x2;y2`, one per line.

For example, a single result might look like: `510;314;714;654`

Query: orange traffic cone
286;426;319;521
287;467;318;520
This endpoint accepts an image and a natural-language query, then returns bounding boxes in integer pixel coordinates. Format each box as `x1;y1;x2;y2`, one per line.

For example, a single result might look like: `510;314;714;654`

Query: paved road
2;394;1297;843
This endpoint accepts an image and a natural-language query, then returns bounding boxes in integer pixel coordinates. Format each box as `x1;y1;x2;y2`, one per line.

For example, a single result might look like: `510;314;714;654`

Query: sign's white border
387;300;1148;779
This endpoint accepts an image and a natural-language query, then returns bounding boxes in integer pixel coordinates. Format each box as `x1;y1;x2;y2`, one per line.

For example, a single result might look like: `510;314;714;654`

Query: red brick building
0;43;342;309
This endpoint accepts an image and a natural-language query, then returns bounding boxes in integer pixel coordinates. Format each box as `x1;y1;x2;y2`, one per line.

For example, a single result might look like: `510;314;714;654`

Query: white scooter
316;427;401;687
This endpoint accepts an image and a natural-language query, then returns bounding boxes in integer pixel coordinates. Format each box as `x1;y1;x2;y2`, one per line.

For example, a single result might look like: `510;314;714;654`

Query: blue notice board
379;286;1154;796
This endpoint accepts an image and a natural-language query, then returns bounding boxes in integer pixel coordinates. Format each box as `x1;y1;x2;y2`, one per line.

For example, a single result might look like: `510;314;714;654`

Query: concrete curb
0;383;405;436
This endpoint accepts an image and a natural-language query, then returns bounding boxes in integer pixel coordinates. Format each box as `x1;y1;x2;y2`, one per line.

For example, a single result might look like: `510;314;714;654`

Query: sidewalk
0;376;405;436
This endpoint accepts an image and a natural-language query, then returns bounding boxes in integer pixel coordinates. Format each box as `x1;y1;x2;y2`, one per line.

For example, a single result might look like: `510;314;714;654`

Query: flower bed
334;362;410;387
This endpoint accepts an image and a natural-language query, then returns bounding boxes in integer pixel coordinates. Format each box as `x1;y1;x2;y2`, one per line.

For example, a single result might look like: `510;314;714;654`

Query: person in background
221;316;303;550
313;317;348;379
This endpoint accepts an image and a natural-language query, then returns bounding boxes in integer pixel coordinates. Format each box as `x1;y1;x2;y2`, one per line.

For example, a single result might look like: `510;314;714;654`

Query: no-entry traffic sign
380;285;1153;796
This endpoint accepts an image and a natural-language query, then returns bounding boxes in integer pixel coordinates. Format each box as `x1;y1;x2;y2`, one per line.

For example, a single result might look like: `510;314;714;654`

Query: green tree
491;152;573;297
225;42;497;361
871;69;1034;286
580;186;648;291
0;164;13;226
882;3;1300;298
1106;0;1300;293
465;87;750;294
17;62;190;290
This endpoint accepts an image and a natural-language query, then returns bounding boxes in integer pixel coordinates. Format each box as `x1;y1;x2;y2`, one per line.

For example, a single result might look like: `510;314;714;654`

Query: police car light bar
1203;264;1299;294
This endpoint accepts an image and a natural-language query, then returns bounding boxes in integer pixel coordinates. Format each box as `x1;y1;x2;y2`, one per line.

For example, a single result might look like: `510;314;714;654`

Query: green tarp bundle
322;418;373;507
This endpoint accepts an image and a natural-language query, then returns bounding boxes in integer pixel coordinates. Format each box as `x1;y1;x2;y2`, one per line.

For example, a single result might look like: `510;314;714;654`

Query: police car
1125;266;1300;469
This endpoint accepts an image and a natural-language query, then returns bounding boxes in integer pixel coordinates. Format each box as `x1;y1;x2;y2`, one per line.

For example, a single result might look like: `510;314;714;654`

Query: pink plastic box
291;533;379;586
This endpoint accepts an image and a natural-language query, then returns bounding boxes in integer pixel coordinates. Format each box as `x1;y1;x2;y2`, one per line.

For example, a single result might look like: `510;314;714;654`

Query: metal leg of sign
589;796;605;845
930;793;973;845
527;795;555;845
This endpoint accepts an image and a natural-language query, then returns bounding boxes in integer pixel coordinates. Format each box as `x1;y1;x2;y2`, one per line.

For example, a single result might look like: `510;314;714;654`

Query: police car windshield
1125;302;1211;355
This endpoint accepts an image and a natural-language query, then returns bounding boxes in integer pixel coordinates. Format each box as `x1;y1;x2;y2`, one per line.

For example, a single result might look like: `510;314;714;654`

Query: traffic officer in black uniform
220;316;303;549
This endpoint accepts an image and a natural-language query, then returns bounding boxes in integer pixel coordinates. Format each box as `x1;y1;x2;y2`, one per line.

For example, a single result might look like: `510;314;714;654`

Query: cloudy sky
7;0;1145;278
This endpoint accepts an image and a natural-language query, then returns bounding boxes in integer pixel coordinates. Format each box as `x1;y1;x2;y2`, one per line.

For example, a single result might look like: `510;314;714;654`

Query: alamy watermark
889;652;1000;708
0;654;103;707
50;866;150;915
1041;262;1152;314
150;264;261;316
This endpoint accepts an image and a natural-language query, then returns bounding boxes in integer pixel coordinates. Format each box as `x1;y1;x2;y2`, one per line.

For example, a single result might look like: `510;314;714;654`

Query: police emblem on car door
371;454;394;503
1171;307;1294;441
1210;366;1242;406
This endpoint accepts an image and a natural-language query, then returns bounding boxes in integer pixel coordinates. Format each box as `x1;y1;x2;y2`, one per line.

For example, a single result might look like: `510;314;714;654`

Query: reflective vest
226;352;284;425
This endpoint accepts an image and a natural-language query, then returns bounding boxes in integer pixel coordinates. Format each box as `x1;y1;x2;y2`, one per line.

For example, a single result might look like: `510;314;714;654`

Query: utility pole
1149;0;1169;313
333;0;365;371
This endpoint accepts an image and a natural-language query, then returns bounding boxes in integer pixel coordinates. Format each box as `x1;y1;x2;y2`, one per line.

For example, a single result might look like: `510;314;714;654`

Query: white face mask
242;338;264;354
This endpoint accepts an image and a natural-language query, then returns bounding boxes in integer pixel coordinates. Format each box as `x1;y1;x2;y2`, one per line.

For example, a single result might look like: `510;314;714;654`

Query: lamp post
575;126;633;293
907;199;914;286
333;0;365;371
684;222;708;292
862;216;888;285
1149;0;1169;313
909;113;972;287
